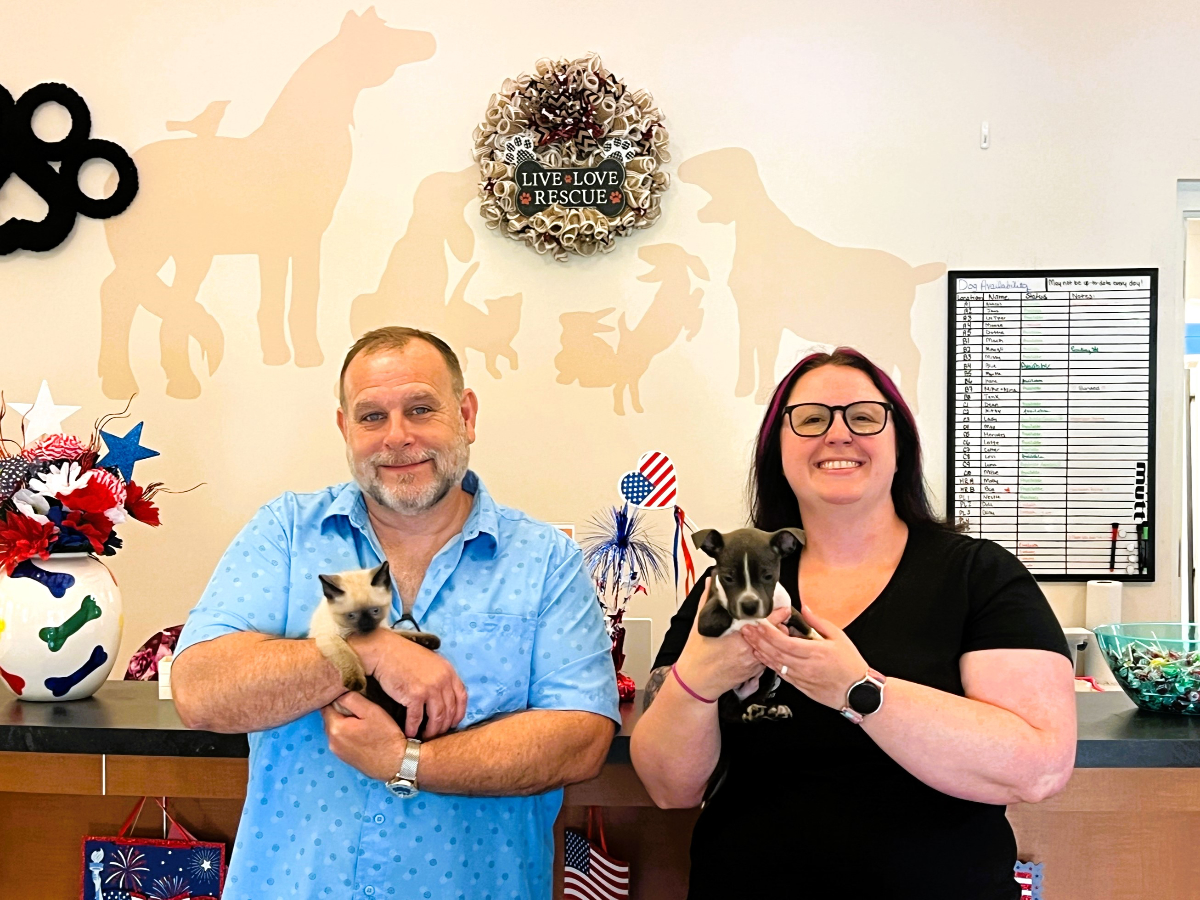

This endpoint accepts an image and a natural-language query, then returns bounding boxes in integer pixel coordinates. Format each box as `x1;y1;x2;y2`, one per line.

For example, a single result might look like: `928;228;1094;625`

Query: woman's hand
673;577;792;701
741;604;870;710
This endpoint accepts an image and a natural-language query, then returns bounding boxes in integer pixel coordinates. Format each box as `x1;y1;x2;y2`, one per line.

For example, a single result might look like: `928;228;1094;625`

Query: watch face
386;779;418;799
848;681;882;715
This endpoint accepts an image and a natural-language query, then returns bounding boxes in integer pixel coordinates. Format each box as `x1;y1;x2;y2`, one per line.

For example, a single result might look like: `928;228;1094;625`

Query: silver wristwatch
384;738;421;798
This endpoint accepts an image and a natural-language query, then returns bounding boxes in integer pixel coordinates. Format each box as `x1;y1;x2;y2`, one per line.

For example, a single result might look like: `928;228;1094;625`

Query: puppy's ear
370;561;391;588
318;574;345;600
770;528;806;558
691;529;724;557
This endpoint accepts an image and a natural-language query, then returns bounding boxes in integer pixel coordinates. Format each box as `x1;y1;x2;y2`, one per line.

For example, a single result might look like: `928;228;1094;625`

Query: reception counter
2;683;1199;898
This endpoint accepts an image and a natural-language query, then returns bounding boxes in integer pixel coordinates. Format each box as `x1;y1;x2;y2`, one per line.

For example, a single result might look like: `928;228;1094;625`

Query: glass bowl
1093;623;1200;714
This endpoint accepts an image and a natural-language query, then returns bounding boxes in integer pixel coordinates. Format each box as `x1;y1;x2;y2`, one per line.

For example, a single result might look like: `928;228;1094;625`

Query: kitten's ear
370;561;391;588
692;529;724;557
318;574;345;600
770;528;806;558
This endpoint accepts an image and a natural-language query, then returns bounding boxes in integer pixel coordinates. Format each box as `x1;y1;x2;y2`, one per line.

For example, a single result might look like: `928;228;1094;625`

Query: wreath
472;53;670;261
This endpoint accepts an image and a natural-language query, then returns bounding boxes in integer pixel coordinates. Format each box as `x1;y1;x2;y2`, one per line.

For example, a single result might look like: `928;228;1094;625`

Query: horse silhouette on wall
98;8;436;399
678;147;944;405
350;166;522;379
555;243;708;414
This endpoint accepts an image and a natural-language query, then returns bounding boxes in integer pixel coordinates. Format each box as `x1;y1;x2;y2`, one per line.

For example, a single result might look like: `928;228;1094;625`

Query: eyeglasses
782;401;893;437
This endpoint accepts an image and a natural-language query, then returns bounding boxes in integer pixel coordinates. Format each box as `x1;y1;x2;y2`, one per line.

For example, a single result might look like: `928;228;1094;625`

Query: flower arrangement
580;503;668;701
0;399;164;576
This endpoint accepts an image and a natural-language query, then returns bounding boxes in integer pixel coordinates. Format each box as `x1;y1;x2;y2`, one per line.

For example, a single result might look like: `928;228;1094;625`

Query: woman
630;348;1076;899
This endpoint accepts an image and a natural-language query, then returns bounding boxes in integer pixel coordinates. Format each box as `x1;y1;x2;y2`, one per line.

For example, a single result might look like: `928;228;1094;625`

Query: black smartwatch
839;667;886;724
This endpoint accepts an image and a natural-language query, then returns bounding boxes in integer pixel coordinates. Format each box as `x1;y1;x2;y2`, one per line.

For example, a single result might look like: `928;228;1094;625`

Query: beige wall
1;0;1193;676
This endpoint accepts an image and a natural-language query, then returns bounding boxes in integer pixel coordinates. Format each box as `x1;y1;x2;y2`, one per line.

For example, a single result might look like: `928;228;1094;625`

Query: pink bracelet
672;664;716;704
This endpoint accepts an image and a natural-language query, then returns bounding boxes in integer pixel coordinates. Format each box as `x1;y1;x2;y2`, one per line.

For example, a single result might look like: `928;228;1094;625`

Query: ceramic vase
0;553;123;701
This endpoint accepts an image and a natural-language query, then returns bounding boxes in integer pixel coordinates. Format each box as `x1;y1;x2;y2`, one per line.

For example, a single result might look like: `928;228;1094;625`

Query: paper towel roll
1085;580;1123;631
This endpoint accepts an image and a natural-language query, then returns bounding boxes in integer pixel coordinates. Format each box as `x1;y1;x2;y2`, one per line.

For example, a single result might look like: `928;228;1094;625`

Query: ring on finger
780;665;789;677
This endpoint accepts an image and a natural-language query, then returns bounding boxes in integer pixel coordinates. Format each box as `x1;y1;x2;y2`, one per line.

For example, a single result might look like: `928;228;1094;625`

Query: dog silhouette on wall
350;166;521;379
98;8;436;399
678;147;944;405
555;243;708;414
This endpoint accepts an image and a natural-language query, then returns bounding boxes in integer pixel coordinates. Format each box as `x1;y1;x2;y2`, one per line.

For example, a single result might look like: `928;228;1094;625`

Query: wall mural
97;8;436;399
555;243;707;414
349;167;522;378
0;82;139;255
678;147;945;405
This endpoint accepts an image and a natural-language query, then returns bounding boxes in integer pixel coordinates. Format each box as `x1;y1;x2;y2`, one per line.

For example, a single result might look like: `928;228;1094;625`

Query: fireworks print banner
82;798;225;900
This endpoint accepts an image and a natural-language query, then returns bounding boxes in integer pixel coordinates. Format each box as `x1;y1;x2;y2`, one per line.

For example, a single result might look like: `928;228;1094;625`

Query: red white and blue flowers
0;395;164;576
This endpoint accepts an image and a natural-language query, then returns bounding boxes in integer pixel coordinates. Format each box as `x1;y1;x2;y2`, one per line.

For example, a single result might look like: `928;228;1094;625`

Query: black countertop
2;682;1199;767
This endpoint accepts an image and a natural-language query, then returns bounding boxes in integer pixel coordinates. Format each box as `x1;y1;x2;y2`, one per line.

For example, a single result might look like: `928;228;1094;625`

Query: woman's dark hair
749;347;948;532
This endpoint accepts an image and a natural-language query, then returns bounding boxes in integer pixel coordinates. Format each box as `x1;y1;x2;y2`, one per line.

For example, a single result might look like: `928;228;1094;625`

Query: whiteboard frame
946;267;1158;582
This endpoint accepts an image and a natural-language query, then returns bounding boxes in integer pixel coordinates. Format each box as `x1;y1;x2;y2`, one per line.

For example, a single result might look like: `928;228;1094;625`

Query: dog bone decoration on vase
473;53;670;260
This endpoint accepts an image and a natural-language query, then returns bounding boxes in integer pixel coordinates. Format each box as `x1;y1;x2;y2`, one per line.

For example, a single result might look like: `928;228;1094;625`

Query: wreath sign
472;53;670;260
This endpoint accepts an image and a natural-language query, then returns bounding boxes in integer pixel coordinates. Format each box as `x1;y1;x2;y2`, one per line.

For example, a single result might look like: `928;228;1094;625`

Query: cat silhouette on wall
555;243;708;414
97;8;436;399
350;166;522;378
678;147;944;405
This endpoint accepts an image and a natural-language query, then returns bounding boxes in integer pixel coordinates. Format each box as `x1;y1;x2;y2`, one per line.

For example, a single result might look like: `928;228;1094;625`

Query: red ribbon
674;506;696;595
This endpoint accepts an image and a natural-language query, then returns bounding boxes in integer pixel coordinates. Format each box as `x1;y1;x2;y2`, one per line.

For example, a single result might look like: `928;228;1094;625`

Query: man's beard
348;428;470;515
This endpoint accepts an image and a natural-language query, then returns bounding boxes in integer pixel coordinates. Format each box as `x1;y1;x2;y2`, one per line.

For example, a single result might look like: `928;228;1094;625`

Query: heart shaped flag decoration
618;451;677;509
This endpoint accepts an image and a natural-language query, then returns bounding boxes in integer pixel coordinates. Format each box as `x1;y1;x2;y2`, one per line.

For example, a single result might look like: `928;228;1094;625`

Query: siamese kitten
312;562;440;709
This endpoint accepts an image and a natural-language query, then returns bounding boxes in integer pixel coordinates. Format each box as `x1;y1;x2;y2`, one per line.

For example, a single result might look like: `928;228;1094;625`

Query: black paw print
601;137;637;164
502;133;537;166
0;82;139;254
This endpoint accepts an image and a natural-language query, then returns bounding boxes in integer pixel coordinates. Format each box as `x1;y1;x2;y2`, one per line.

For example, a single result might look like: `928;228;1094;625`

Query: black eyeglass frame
782;401;894;437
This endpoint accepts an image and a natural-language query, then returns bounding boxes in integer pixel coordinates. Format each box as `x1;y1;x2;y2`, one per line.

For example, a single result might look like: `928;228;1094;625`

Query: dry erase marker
1109;523;1118;572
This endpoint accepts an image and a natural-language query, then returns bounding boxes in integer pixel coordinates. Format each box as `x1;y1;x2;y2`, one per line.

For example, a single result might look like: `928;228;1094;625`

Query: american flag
1013;861;1042;899
619;451;676;509
564;828;629;900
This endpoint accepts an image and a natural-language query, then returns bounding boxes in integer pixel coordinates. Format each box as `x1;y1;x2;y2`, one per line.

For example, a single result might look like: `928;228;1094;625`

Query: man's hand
348;629;468;737
321;690;407;782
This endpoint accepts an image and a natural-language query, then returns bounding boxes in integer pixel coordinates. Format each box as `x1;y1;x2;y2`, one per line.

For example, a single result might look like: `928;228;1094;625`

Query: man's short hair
339;327;465;407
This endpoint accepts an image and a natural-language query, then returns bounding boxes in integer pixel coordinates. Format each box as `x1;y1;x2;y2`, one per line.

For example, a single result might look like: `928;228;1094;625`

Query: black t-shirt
651;524;1071;899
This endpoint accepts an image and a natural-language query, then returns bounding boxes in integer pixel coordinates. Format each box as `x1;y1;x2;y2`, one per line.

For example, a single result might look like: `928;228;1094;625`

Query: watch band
839;667;886;724
395;737;421;785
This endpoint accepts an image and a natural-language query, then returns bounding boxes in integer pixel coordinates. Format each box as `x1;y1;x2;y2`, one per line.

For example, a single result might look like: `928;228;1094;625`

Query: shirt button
364;887;375;896
374;814;385;824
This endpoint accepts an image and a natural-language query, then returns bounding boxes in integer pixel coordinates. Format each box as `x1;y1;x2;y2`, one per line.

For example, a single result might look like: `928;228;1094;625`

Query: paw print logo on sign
0;82;139;254
502;132;537;166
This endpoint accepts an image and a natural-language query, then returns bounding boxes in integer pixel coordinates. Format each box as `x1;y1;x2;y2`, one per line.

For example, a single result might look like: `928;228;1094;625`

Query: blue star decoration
98;422;160;482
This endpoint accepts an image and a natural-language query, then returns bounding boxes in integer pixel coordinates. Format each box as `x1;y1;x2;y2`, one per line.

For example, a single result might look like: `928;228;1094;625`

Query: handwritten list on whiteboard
948;269;1157;581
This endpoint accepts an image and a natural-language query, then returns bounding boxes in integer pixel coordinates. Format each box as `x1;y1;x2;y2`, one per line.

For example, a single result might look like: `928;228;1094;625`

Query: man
171;327;619;900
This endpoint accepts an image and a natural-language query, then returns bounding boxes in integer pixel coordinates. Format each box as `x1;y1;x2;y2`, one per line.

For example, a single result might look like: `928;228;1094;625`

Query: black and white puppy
693;527;822;723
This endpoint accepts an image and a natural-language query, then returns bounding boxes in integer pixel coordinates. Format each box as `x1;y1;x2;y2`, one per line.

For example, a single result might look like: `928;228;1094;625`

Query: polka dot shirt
175;471;621;900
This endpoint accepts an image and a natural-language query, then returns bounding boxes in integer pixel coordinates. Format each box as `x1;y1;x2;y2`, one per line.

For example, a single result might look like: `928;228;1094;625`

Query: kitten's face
318;563;392;635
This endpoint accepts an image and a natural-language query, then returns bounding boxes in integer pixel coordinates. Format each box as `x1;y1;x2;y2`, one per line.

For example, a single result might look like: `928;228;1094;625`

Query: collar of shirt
318;469;499;622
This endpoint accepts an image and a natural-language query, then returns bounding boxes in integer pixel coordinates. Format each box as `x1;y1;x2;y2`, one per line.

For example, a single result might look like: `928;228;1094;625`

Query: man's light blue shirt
175;471;620;900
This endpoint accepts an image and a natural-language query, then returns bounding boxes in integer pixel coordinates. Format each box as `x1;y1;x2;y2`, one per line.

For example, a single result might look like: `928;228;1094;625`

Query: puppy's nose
739;598;760;617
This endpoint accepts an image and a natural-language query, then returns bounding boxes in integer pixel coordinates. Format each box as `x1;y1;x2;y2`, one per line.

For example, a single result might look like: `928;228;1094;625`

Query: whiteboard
947;269;1157;581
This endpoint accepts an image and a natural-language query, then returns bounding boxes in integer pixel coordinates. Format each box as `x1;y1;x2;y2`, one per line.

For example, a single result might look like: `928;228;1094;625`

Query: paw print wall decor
0;82;139;254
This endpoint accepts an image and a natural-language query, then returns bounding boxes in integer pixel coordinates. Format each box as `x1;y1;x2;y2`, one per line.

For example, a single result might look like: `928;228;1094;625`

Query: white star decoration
8;380;80;441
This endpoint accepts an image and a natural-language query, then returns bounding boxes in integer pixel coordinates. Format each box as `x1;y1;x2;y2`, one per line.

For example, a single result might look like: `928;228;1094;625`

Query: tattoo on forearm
643;665;670;711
